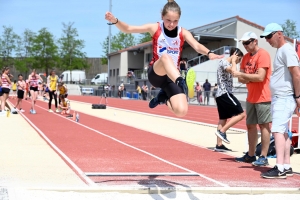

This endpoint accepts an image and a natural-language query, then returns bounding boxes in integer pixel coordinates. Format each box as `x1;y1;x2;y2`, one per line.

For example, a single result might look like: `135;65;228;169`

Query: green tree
111;31;136;51
100;36;109;65
31;28;59;76
58;22;89;79
101;32;136;65
0;26;19;68
14;29;36;76
138;32;152;43
281;19;300;38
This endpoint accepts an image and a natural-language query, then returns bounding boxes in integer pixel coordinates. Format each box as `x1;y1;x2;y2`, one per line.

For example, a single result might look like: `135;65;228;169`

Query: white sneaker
20;109;25;113
56;109;60;113
0;111;5;117
49;109;53;113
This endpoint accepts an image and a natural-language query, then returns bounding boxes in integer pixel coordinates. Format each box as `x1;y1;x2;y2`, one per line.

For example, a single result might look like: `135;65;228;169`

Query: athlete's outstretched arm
183;29;224;60
105;12;157;35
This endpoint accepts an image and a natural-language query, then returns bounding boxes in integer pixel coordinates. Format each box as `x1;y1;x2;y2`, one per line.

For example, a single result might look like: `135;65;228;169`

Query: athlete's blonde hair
162;0;181;17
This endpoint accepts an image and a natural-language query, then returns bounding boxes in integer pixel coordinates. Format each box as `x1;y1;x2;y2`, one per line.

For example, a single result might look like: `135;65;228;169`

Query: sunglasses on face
265;31;277;39
242;39;255;46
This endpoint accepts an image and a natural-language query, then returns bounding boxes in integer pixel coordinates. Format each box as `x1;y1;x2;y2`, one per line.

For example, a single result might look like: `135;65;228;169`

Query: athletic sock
175;76;184;84
283;164;291;170
276;164;284;172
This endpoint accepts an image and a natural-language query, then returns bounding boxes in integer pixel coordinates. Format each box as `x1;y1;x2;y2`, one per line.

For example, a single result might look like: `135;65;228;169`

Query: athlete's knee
172;104;188;117
247;124;257;132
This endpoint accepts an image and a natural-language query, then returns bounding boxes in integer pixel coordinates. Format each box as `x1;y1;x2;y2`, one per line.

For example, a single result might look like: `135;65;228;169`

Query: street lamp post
107;0;112;84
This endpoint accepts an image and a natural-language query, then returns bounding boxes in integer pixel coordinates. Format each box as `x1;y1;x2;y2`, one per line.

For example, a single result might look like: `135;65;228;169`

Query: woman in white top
28;69;43;114
0;67;12;116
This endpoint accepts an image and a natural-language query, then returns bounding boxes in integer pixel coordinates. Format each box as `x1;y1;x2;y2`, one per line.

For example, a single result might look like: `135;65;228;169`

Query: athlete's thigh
153;54;175;76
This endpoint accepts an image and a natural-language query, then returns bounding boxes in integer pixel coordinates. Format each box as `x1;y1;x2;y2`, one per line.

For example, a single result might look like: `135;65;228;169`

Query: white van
60;70;86;84
91;73;108;85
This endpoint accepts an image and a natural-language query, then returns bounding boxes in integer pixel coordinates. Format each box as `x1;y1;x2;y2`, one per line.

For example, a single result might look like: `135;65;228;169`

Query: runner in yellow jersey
11;80;17;99
58;82;68;105
47;70;59;112
59;95;71;115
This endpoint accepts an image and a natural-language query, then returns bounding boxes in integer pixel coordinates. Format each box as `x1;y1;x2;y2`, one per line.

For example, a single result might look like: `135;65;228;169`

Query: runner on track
58;82;68;106
28;69;43;114
47;70;59;113
105;0;223;117
0;67;12;117
14;74;26;113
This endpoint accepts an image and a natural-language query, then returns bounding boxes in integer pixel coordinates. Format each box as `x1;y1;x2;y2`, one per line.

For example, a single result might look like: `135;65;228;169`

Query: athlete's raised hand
105;12;117;24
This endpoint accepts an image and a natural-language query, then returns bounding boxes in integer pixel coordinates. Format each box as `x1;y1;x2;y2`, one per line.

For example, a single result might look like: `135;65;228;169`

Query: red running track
12;98;300;188
69;96;300;132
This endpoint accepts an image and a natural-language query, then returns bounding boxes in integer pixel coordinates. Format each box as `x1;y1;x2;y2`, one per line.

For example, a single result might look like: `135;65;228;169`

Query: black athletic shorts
147;64;183;99
216;92;244;120
17;90;24;99
1;87;10;94
30;86;38;92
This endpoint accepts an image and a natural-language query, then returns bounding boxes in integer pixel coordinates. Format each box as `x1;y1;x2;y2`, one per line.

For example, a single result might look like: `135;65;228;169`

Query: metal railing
187;46;235;67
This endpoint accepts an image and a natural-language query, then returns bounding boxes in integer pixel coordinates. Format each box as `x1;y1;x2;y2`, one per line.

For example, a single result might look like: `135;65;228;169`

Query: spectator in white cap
260;23;300;179
232;31;272;167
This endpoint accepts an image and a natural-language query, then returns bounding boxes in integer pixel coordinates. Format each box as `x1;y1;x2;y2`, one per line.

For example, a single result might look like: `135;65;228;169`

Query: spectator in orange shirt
232;32;272;167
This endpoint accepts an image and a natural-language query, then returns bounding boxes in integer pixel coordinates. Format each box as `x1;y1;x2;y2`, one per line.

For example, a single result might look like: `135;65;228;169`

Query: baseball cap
260;23;283;38
239;32;258;41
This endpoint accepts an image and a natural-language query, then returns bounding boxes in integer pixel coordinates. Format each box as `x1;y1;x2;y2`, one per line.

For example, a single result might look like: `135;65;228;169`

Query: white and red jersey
151;22;184;69
29;74;39;87
1;74;10;89
17;80;26;91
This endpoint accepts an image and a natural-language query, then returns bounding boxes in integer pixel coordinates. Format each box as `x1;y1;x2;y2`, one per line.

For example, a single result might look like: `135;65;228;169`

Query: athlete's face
162;11;180;31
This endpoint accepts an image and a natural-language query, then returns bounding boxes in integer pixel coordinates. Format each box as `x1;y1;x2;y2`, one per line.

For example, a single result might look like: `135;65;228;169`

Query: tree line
101;32;152;65
0;22;89;76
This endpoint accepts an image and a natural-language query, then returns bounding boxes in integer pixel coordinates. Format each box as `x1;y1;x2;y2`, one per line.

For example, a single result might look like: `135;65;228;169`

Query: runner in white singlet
28;69;43;114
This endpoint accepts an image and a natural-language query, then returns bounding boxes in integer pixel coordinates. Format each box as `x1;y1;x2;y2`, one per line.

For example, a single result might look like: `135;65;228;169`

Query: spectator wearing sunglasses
232;32;272;167
260;23;300;179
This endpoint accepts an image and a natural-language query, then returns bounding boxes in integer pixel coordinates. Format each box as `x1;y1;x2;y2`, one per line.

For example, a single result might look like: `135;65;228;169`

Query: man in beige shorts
232;32;272;166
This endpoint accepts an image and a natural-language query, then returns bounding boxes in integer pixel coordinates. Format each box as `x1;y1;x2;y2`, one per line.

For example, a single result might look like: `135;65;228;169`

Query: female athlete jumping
105;0;222;117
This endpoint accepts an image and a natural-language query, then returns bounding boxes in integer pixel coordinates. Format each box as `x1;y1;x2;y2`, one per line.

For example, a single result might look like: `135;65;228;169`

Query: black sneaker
235;152;256;163
215;130;230;144
176;78;188;100
261;166;287;179
284;167;293;177
149;89;168;109
214;144;232;152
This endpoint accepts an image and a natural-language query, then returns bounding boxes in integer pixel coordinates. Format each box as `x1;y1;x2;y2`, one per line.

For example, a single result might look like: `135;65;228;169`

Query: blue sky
0;0;299;57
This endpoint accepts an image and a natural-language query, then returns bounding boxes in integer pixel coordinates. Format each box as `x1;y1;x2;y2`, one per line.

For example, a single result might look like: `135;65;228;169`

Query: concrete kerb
5;186;300;195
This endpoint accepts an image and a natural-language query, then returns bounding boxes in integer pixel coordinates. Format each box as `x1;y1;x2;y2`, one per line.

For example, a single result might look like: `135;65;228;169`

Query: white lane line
13;102;97;187
26;101;229;187
85;172;199;176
